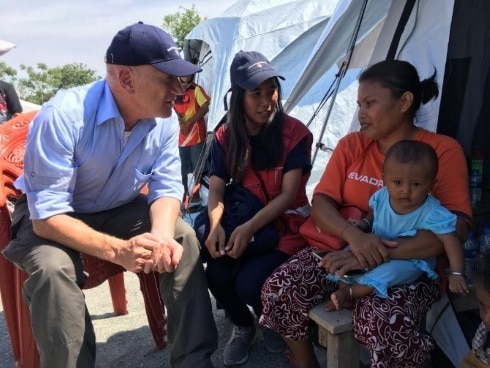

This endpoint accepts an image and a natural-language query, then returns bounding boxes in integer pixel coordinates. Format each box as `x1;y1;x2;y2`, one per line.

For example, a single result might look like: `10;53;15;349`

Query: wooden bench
309;289;478;368
309;305;359;368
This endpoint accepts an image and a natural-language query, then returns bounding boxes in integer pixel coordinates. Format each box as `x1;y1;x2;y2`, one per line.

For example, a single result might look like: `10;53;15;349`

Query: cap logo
248;61;268;70
167;46;179;54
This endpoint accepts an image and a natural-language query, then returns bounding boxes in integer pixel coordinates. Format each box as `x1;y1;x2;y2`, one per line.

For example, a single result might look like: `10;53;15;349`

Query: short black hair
384;140;438;180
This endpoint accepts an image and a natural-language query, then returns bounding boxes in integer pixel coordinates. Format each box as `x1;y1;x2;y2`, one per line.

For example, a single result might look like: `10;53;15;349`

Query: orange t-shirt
174;83;210;147
314;129;472;223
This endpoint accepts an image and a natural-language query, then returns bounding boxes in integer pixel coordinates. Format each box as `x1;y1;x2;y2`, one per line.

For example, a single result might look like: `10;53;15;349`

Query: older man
3;22;217;368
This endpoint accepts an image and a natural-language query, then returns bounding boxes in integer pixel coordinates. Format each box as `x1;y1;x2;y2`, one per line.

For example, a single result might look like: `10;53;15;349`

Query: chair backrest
0;111;38;200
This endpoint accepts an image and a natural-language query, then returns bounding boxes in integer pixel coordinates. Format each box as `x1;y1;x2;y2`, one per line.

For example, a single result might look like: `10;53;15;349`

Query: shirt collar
95;81;157;130
95;82;122;126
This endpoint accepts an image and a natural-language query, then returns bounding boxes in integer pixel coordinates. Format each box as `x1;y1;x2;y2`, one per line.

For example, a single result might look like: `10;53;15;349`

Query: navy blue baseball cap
105;22;201;77
230;50;284;90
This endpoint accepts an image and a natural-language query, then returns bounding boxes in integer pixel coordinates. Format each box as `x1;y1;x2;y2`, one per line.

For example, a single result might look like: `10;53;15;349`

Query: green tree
18;62;100;105
0;61;18;82
162;5;205;50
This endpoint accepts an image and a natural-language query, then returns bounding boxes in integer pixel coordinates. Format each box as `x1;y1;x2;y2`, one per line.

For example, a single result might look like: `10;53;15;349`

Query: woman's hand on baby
348;218;369;232
348;232;397;269
321;250;364;277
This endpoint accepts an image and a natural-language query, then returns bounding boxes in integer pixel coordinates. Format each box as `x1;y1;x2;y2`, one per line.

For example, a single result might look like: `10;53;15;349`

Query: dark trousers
205;249;289;327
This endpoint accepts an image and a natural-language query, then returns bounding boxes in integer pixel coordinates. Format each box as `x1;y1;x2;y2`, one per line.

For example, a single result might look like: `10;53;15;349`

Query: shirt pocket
133;168;152;193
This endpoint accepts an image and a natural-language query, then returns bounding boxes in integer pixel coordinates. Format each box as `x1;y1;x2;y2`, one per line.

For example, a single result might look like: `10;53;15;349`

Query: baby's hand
348;218;370;232
448;274;469;295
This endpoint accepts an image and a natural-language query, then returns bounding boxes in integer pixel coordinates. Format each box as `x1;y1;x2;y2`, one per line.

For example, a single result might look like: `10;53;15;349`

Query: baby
326;140;468;311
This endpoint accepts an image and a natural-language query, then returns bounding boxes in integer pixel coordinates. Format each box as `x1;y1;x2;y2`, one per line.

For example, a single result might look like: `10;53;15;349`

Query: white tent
184;0;458;182
184;0;339;132
186;0;490;158
184;0;352;186
185;0;490;366
0;39;15;57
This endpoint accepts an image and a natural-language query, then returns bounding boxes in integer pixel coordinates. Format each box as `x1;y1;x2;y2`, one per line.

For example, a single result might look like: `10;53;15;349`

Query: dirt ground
0;271;328;367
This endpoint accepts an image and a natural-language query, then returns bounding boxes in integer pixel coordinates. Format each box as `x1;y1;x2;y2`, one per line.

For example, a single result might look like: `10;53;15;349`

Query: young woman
203;50;312;366
260;59;472;368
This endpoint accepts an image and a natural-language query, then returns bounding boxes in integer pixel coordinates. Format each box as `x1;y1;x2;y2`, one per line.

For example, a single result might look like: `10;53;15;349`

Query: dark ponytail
359;59;439;120
420;70;439;104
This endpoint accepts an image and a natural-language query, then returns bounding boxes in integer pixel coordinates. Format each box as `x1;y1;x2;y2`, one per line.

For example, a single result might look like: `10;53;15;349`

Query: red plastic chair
0;112;167;368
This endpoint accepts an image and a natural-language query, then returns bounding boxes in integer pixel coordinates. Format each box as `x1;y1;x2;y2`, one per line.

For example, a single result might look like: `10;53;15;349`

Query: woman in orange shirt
260;60;472;368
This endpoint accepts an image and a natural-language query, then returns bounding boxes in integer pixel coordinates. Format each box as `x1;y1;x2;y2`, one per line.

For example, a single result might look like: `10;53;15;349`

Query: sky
0;0;232;77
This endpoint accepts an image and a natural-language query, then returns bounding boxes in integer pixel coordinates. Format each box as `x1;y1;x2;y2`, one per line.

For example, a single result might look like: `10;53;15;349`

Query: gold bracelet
340;224;354;242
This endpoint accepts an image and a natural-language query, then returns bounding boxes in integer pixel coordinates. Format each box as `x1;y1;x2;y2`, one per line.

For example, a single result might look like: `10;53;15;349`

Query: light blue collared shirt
16;79;184;220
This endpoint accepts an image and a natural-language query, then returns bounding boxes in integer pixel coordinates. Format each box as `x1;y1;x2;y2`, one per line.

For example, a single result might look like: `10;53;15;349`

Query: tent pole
312;0;370;165
312;62;347;164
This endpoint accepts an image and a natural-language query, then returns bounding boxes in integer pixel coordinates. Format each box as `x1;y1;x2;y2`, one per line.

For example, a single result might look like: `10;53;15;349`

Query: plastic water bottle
463;231;479;283
479;227;490;255
470;169;483;208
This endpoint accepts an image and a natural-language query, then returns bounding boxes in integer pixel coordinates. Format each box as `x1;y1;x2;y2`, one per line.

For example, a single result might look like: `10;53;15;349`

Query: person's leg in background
187;141;206;209
179;146;192;206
